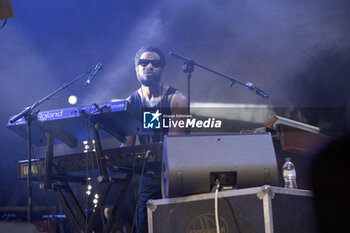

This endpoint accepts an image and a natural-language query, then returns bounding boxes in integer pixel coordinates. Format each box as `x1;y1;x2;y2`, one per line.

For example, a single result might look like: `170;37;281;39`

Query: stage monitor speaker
162;133;278;198
0;222;39;233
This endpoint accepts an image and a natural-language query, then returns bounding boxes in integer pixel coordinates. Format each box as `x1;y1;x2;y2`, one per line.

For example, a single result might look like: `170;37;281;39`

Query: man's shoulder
166;85;182;96
170;89;187;108
126;88;141;103
173;89;186;99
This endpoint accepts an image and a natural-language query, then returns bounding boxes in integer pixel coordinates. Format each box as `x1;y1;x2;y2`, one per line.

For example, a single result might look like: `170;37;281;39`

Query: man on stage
122;46;187;233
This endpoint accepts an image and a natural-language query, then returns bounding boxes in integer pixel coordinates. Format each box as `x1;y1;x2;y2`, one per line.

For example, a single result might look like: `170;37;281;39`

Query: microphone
245;82;269;98
84;62;103;86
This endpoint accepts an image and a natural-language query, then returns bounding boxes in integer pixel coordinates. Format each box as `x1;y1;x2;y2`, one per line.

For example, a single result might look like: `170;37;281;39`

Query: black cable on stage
84;105;93;232
84;104;108;231
130;150;150;233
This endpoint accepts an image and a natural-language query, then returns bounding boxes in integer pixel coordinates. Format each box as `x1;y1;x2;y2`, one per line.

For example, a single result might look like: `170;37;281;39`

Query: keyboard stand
39;110;133;233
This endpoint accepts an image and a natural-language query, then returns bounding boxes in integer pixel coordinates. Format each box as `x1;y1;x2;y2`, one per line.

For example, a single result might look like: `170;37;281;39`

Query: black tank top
129;86;177;144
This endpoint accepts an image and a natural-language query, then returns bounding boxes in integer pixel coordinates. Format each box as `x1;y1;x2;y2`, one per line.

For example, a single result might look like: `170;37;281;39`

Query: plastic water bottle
282;157;297;189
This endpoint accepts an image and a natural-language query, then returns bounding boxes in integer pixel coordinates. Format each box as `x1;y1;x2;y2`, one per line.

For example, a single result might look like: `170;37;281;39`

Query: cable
84;104;98;231
130;150;150;233
84;104;107;230
84;105;92;232
214;181;220;233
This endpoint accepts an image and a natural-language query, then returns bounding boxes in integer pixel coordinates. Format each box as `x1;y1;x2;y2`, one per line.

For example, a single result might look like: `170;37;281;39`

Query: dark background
0;0;349;213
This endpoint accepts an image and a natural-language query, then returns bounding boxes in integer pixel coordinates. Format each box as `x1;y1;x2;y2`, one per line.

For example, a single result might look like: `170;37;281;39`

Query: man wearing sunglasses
122;46;187;233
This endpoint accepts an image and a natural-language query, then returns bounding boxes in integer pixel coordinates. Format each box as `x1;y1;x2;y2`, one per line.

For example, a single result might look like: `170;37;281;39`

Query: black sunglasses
138;59;162;68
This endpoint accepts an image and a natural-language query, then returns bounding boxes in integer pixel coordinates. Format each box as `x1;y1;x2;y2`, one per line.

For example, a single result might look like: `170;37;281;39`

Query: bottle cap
285;157;291;161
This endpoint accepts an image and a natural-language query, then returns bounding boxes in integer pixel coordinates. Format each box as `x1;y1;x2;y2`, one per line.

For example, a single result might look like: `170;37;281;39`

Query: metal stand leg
44;133;54;189
26;118;33;223
91;124;109;183
87;181;112;233
54;177;133;233
54;183;85;233
104;174;133;233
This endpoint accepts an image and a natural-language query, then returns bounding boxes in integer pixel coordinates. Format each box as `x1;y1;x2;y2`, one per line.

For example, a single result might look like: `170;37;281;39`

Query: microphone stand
169;51;269;112
182;59;194;115
10;70;90;223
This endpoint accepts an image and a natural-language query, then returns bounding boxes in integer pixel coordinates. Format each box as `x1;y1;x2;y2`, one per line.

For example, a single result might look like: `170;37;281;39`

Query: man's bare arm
169;90;188;135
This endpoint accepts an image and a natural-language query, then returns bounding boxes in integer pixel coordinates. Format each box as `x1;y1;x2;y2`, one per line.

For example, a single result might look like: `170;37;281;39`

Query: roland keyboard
7;100;142;147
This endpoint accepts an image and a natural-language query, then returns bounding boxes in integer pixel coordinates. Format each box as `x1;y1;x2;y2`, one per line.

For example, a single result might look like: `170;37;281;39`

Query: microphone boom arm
10;70;90;124
169;51;268;99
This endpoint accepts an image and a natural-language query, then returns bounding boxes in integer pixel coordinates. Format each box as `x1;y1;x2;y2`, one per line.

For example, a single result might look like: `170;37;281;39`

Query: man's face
136;51;163;87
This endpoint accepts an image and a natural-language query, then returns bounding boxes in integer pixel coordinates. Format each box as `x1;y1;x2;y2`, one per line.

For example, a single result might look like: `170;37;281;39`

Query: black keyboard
18;143;162;179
